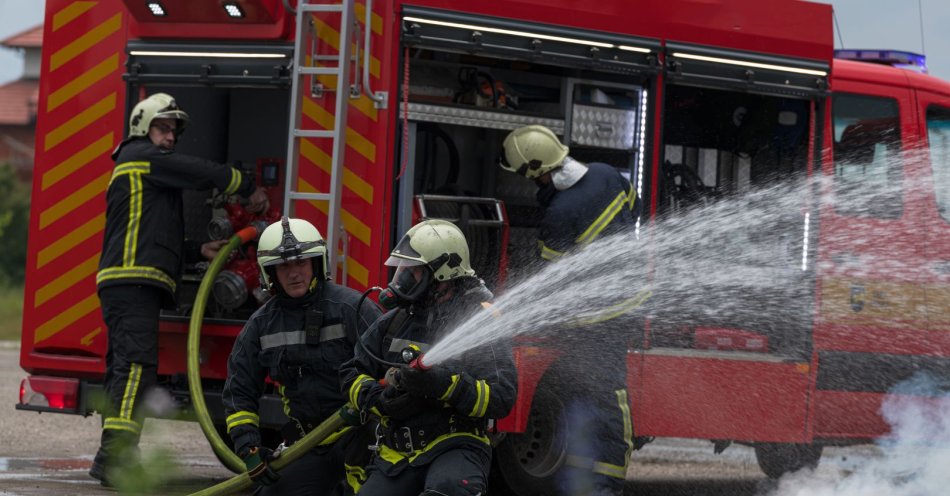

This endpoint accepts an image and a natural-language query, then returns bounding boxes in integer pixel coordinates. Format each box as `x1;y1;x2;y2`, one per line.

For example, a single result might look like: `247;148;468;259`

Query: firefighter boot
89;430;141;487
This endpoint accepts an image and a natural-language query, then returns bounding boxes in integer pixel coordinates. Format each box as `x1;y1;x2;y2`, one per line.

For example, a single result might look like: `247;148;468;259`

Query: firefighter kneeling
221;217;381;496
341;220;517;496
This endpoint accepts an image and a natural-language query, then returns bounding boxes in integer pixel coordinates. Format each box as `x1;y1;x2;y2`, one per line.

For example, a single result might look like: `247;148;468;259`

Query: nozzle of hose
408;353;430;371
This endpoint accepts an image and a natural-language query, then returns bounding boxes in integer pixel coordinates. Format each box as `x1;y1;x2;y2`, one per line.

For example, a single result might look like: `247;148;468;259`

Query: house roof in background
0;80;38;125
1;25;42;48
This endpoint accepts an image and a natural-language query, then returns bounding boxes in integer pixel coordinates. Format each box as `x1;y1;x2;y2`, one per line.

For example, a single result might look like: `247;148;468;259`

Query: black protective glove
242;446;280;487
338;404;363;426
398;365;455;400
377;384;427;419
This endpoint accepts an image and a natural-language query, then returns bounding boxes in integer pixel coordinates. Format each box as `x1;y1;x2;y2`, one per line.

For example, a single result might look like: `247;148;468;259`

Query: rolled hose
188;410;348;496
187;226;260;475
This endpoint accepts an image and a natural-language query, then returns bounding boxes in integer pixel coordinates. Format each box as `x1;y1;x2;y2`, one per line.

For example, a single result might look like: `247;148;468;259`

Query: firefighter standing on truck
499;124;642;496
222;216;382;495
341;219;517;496
90;92;269;487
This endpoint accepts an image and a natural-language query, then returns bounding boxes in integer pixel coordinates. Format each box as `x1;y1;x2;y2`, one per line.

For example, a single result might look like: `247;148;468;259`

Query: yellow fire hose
187;226;259;475
188;411;347;496
186;226;355;495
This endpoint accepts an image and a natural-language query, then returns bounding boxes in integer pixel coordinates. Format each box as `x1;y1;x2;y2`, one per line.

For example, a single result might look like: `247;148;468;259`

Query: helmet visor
388;233;423;262
387;259;430;302
259;240;325;266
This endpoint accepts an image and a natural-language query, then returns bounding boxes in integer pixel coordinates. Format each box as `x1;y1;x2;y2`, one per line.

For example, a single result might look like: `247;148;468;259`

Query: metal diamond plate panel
405;103;565;134
571;104;637;149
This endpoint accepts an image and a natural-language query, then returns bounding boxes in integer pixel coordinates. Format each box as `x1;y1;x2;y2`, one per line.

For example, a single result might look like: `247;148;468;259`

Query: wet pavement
1;343;890;495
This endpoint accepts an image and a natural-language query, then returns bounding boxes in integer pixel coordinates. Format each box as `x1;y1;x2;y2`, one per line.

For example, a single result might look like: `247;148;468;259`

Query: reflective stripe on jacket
340;301;517;471
97;138;254;295
537;162;640;261
222;282;382;456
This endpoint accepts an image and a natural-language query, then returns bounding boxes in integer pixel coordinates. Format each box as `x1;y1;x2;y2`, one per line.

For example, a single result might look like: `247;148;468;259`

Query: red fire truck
18;0;950;491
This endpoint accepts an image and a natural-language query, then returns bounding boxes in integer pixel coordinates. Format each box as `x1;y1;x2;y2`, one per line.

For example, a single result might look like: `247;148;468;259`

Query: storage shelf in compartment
402;102;564;134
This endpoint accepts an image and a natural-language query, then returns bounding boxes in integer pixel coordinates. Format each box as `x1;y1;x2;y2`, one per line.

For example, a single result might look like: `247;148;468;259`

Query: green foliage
0;163;30;284
109;446;182;494
0;284;23;341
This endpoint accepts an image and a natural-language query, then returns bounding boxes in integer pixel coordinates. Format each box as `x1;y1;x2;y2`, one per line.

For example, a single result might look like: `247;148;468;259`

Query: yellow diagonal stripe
354;3;383;34
299;178;371;247
53;1;97;31
80;327;102;346
341;256;369;287
314;18;343;51
34;293;99;343
34;254;99;307
299;139;374;204
316;73;379;121
342;123;375;162
37;213;105;269
302;98;375;162
48;53;119;111
42;133;113;190
50;13;121;71
44;93;116;151
40;170;110;229
314;18;381;80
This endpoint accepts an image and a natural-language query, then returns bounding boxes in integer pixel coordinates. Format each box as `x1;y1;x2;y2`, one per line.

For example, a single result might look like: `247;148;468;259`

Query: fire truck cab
19;0;950;491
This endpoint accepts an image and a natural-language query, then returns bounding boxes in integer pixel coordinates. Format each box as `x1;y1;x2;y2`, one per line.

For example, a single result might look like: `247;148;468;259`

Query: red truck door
813;72;926;439
911;88;950;367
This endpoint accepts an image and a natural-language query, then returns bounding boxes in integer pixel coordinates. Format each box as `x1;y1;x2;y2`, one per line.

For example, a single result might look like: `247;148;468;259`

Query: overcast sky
0;1;946;83
0;0;45;84
816;0;950;80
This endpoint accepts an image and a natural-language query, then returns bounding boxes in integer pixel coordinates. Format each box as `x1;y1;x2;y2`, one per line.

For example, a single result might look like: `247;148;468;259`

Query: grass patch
0;284;23;342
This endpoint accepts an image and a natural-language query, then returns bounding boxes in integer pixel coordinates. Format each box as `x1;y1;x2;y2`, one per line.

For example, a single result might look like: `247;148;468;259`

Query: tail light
19;376;79;411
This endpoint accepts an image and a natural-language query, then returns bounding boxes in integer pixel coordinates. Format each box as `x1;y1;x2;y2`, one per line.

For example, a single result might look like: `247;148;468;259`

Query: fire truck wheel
753;443;823;479
491;374;569;496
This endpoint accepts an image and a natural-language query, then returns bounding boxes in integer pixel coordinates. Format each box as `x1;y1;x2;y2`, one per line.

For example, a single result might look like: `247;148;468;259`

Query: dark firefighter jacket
537;161;640;261
340;296;517;475
222;281;382;457
96;137;255;299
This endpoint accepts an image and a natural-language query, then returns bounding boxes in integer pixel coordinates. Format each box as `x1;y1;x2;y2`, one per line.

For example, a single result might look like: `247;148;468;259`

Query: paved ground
1;342;889;495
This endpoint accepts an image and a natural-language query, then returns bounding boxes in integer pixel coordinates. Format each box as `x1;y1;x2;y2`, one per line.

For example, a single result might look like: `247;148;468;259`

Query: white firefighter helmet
386;219;476;282
128;93;190;138
499;124;569;179
257;216;329;290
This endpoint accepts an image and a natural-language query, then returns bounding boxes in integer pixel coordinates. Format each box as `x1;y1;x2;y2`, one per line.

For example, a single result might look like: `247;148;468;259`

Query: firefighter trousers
557;337;634;495
257;424;375;496
94;284;163;465
358;444;490;496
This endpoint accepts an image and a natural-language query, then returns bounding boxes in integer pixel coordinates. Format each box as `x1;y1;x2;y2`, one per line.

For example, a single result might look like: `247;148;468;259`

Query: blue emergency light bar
834;49;928;74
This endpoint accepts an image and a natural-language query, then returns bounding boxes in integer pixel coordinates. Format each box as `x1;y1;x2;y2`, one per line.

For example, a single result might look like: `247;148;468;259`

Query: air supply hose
188;409;349;496
187;226;260;475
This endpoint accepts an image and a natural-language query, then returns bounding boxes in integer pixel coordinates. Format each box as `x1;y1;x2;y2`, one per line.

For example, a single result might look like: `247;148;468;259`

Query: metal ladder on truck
282;0;356;280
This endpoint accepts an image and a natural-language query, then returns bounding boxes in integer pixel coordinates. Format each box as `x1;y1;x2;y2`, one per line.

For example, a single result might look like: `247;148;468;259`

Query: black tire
754;443;823;479
491;377;569;496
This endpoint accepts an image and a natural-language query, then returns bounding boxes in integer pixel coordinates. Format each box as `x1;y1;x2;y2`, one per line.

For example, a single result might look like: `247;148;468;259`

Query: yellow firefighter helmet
386;219;476;282
256;217;329;290
499;124;569;179
128;93;190;138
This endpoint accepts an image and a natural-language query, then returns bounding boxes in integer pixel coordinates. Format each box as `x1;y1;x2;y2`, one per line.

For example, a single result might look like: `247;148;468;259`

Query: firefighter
90;92;269;486
221;216;382;495
341;219;517;496
499;124;641;495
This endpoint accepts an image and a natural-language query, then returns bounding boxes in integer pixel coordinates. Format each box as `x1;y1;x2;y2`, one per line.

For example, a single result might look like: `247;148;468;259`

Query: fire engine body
19;0;950;487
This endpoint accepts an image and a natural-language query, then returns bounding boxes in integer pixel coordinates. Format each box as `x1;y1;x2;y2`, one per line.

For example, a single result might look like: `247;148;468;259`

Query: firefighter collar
552;157;588;191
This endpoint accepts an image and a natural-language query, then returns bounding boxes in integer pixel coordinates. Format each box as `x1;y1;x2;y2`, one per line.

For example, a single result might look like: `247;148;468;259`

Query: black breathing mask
379;265;431;310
